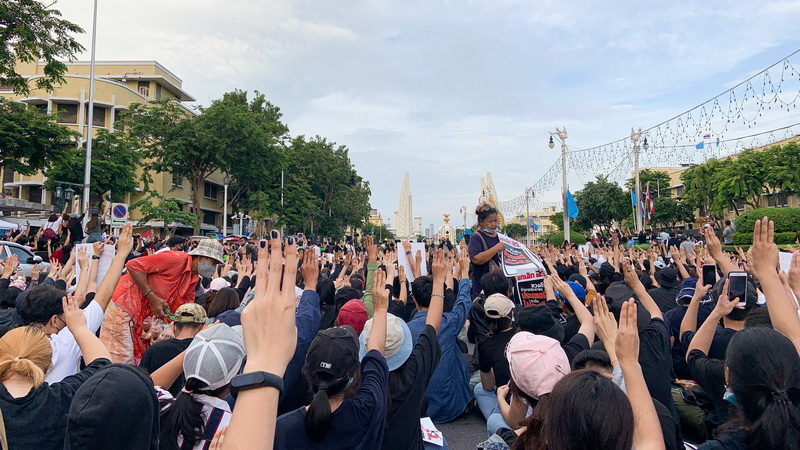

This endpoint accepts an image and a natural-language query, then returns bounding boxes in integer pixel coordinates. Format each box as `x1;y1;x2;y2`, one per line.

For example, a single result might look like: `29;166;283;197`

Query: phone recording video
702;264;717;287
727;271;748;307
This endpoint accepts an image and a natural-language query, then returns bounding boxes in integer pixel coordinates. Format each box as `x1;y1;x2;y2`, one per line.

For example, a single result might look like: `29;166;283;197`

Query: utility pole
525;187;531;247
82;0;99;224
631;128;643;233
549;128;569;242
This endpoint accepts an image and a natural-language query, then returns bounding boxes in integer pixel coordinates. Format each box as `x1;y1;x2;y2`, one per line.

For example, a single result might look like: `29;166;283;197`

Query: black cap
599;262;616;280
303;326;360;384
655;267;678;288
517;306;565;344
568;273;587;290
605;282;651;332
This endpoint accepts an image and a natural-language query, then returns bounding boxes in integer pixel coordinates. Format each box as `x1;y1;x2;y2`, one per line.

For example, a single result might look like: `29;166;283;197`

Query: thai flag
703;133;711;140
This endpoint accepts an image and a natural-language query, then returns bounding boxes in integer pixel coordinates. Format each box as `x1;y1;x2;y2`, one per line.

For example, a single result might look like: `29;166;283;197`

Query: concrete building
479;172;506;227
507;205;558;246
368;209;383;226
437;214;456;243
0;60;231;234
413;216;422;237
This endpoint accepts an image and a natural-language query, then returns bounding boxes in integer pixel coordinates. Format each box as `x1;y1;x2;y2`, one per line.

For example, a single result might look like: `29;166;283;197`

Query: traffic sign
111;203;128;227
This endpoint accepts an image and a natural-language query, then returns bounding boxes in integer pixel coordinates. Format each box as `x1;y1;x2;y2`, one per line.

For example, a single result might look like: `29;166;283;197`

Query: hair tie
181;387;193;394
14;356;23;360
772;389;791;405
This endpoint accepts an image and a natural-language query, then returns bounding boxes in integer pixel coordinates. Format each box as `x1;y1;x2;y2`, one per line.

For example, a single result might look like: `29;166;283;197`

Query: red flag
647;184;653;219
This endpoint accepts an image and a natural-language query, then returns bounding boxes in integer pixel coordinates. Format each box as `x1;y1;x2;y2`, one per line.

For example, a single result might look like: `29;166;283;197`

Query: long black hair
513;370;633;450
725;327;800;450
304;369;361;442
159;378;228;450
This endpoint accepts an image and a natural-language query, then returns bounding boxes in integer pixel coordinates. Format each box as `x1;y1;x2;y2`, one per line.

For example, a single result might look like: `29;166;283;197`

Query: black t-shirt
687;349;735;430
274;350;389;450
139;337;193;396
681;327;737;361
562;314;581;343
561;332;590;364
477;327;517;388
697;430;748;450
384;325;442;450
638;318;677;420
0;358;110;450
648;287;680;313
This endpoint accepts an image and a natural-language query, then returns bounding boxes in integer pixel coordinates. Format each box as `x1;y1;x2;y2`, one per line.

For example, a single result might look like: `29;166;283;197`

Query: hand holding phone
727;271;748;307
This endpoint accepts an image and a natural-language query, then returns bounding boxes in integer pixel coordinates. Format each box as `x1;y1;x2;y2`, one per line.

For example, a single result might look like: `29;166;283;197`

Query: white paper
780;251;794;273
324;253;334;264
397;243;428;281
74;244;116;287
420;417;444;446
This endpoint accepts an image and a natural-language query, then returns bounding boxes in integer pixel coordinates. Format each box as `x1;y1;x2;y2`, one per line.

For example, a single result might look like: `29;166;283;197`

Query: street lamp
64;187;75;212
232;212;250;235
222;175;230;236
549;128;569;243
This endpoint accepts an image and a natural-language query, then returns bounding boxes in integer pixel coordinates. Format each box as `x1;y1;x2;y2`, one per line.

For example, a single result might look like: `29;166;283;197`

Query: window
56;104;78;124
203;211;218;226
734;201;746;212
155;84;162;100
673;186;684;198
172;172;183;187
27;186;42;203
113;109;125;131
84;105;106;127
768;191;790;208
0;84;11;92
32;104;47;114
203;182;219;200
138;81;150;97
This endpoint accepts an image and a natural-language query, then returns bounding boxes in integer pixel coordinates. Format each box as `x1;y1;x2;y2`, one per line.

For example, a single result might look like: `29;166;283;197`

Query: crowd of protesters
0;200;795;449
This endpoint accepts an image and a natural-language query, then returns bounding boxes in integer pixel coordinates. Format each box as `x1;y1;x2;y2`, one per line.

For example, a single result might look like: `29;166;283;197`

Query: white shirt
176;393;232;449
45;300;105;383
44;217;63;232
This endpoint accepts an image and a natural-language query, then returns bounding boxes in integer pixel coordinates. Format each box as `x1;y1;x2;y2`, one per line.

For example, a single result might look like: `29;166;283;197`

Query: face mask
483;228;497;234
198;261;216;278
723;386;737;406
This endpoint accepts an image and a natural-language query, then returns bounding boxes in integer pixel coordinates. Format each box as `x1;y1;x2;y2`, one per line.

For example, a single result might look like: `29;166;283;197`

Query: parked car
0;242;50;280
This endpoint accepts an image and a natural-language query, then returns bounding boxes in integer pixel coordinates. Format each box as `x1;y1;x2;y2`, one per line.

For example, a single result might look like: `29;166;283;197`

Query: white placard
397;243;428;281
74;244;116;286
780;251;794;274
420;417;444;446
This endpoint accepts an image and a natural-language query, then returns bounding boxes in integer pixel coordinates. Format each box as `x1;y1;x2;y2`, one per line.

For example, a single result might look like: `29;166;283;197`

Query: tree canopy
573;175;629;230
625;169;672;198
0;0;84;95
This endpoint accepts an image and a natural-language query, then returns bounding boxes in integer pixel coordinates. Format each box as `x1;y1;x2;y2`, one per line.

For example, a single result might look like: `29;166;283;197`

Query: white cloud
50;0;800;228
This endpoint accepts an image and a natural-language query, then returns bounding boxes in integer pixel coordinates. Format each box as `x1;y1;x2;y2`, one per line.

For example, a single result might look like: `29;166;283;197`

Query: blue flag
695;141;704;150
716;137;720;148
567;190;579;219
631;189;637;207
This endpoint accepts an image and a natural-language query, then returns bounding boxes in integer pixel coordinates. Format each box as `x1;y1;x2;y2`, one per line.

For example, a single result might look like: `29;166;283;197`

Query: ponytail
0;327;51;388
159;379;227;450
304;374;350;442
746;387;800;450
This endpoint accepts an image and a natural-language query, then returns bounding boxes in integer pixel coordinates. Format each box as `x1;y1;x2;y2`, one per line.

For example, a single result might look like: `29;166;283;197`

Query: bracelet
611;359;619;366
143;289;154;298
432;293;445;299
405;251;412;255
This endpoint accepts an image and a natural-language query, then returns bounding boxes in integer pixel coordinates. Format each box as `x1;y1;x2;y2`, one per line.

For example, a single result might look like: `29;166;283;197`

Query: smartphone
728;271;748;307
702;264;717;287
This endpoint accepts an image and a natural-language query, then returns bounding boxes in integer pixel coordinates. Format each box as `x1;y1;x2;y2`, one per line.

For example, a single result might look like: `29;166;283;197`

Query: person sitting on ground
648;267;680;313
139;303;206;396
159;323;246;450
406;242;472;423
475;293;518;436
0;295;111;450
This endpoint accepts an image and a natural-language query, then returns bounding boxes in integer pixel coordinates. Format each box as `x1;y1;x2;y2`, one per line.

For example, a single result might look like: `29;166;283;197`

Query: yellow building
507;205;558;245
0;60;231;235
368;209;383;227
647;136;800;228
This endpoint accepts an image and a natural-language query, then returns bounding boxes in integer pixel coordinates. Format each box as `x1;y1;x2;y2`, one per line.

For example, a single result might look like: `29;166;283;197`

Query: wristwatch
91;255;101;260
231;371;284;394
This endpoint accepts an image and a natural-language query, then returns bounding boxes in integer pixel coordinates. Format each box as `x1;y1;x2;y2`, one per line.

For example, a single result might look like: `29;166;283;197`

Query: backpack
43;227;57;240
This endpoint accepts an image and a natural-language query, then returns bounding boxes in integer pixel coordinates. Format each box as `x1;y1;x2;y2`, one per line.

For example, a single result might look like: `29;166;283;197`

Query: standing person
468;202;505;298
156;235;188;254
722;220;735;245
100;238;224;364
139;303;207;396
407;246;472;423
274;261;389;449
65;206;88;245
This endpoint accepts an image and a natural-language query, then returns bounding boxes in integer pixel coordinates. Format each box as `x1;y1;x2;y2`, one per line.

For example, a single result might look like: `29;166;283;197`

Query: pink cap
337;299;368;335
505;331;570;399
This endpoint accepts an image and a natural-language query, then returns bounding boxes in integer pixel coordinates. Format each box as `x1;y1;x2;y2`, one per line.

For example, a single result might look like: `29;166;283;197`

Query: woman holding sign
468;202;506;298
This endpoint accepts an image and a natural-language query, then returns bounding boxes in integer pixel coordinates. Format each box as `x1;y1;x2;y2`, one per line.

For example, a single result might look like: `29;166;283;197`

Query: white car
0;242;51;281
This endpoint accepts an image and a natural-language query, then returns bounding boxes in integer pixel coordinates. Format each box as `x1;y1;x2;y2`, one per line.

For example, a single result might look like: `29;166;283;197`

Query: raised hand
751;217;779;277
301;247;319;291
615;299;640;365
365;236;377;262
62;294;88;332
2;254;18;279
76;246;89;270
431;249;447;284
372;268;389;312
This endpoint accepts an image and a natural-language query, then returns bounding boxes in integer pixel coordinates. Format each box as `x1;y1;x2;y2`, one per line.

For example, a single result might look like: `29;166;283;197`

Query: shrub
547;231;587;246
735;208;800;234
731;231;798;245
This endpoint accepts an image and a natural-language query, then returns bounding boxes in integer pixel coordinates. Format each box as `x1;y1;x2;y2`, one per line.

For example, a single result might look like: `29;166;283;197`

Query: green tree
361;222;395;241
650;197;695;228
681;160;722;219
625;169;672;198
549;211;586;233
0;98;76;175
503;222;527;240
573;175;629;231
131;192;198;235
0;0;84;95
44;129;139;203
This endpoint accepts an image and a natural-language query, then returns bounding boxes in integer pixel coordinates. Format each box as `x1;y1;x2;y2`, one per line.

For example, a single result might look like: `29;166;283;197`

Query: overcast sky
53;0;800;229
